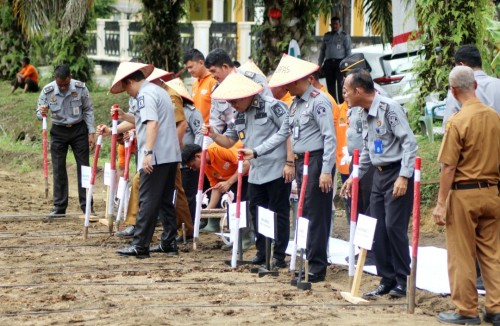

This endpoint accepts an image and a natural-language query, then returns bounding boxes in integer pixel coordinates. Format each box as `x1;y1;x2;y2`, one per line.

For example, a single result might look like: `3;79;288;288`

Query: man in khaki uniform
433;66;500;326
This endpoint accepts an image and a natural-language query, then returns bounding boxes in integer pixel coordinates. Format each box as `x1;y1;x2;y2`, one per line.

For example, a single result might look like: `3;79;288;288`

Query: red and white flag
392;0;419;54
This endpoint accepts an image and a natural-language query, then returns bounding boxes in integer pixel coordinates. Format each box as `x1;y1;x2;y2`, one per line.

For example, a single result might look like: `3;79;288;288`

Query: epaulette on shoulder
244;71;255;79
43;86;54;94
379;102;388;111
185;103;195;111
310;90;320;98
75;81;85;88
212;83;219;92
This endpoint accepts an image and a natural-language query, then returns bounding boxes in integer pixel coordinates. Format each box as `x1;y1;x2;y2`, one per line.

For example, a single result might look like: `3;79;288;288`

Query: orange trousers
125;164;194;236
446;186;500;316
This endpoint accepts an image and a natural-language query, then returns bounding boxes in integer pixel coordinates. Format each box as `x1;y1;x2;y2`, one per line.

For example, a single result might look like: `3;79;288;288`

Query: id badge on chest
293;126;300;139
356;120;362;133
73;106;80;115
374;138;383;154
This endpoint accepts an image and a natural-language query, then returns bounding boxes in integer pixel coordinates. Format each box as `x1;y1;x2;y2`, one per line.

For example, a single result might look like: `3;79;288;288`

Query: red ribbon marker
84;135;103;240
42;114;49;198
193;132;209;250
231;147;245;268
408;157;421;313
115;131;134;229
290;151;310;272
347;149;360;277
107;106;119;229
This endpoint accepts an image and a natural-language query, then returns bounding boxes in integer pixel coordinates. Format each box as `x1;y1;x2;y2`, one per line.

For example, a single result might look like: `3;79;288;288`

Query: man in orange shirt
10;57;39;94
183;49;218;123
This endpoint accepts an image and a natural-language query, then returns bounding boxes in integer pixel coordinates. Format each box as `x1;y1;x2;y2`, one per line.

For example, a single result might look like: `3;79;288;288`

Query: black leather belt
294;149;323;160
376;162;401;172
53;120;83;128
452;182;497;190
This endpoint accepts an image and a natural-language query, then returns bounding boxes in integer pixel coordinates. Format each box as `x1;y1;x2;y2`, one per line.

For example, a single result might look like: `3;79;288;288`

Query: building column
237;22;254;63
212;0;225;22
96;19;106;58
192;21;212;57
119;19;130;61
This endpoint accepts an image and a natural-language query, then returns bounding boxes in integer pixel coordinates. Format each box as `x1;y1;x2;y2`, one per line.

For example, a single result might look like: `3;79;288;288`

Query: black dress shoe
150;242;178;256
116;245;150;259
483;311;500;326
363;283;396;299
116;225;135;238
250;255;265;265
271;258;287;269
389;284;407;298
48;208;66;218
436;312;480;325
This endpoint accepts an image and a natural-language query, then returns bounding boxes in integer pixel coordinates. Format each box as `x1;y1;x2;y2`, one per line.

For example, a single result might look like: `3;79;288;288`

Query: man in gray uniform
248;54;336;282
341;69;417;298
318;16;352;103
201;73;295;269
443;44;500;125
37;64;95;217
108;62;181;258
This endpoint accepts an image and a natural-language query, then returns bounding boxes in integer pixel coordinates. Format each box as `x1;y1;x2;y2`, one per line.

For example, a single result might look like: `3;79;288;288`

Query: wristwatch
143;149;153;156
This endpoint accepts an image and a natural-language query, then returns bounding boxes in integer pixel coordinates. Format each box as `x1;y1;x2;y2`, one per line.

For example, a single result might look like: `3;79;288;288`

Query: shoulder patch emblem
387;110;399;127
244;71;255;79
316;106;327;117
272;103;286;118
75;81;85;88
43;86;54;94
137;96;145;110
310;90;320;98
193;119;201;128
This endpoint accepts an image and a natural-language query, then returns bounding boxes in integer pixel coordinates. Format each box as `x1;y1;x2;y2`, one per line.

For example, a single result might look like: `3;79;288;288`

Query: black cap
339;53;370;75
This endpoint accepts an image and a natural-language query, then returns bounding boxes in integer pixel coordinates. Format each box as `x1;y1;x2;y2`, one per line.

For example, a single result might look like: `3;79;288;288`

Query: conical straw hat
239;60;265;77
110;62;155;94
268;54;319;88
165;78;193;103
146;68;174;83
211;72;263;100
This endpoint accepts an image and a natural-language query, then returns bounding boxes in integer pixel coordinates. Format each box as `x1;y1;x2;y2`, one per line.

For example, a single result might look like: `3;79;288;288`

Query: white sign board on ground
228;201;247;229
116;177;126;200
354;214;377;250
103;163;111;186
81;165;91;189
296;217;309;249
257;206;275;239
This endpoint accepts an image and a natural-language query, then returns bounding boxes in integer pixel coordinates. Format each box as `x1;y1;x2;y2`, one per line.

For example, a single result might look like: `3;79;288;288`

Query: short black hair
205;48;234;69
346;68;374;93
233;60;241;68
54;65;71;79
331;16;341;23
181;144;202;164
454;44;482;68
311;70;321;80
183;49;205;64
22;57;30;64
123;70;145;82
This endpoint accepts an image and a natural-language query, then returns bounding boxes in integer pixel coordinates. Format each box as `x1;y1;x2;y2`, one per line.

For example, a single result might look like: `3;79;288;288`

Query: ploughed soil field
0;166;467;325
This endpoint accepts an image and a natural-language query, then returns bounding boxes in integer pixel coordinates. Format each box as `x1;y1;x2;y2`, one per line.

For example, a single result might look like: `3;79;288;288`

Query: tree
12;0;95;84
142;0;186;73
252;0;336;74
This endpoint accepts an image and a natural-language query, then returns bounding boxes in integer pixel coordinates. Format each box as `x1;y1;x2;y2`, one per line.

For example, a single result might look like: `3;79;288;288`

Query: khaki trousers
446;186;500;316
125;164;194;236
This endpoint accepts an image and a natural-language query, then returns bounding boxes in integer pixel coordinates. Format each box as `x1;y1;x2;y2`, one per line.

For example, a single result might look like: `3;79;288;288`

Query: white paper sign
296;217;309;249
228;201;247;229
103;163;111;186
257;206;275;239
81;165;91;189
354;214;377;250
116;177;126;200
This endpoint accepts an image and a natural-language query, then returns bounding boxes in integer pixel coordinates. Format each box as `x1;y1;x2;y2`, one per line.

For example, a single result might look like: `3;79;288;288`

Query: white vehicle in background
351;44;421;106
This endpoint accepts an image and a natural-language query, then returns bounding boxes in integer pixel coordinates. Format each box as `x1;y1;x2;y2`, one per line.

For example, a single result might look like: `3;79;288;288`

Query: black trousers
296;153;335;274
11;77;39;93
248;177;291;261
50;121;90;212
133;162;178;249
323;58;344;104
370;165;413;287
349;161;376;216
181;166;198;222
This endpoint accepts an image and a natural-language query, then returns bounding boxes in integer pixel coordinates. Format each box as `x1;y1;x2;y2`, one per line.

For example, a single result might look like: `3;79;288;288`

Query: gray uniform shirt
225;94;289;185
209;71;273;134
129;80;181;170
358;93;417;179
443;70;500;125
183;103;203;146
37;79;95;133
318;30;352;65
290;85;336;174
